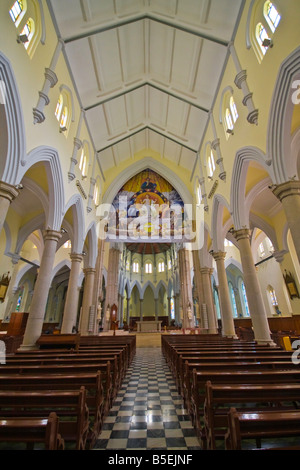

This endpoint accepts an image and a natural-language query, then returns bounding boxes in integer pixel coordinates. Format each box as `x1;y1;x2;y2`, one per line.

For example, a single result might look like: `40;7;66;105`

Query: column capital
231;228;251;242
271;180;300;201
83;267;96;276
70;252;84;263
42;229;62;243
272;249;288;264
200;267;214;275
0;181;20;202
211;251;227;262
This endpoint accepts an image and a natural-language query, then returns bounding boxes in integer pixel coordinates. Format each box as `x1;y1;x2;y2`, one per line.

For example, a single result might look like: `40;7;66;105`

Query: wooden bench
0;412;64;450
225;407;300;450
0;387;89;450
0;370;104;448
190;367;300;434
202;381;300;450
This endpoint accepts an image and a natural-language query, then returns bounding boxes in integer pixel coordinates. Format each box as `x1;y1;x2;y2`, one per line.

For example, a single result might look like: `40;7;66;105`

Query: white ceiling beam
63;13;229;46
85;80;210;113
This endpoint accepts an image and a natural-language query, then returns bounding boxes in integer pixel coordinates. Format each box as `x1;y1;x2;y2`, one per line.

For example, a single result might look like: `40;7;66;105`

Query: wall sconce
226;128;234;135
0;272;11;302
59;126;67;133
262;38;273;48
17;34;28;44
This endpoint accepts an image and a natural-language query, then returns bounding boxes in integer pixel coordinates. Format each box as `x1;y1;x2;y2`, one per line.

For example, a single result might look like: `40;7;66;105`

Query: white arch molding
18;146;65;231
0;52;26;184
100;157;193;208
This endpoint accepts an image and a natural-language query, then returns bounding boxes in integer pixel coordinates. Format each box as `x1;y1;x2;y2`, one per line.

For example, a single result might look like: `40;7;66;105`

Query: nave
93;345;201;451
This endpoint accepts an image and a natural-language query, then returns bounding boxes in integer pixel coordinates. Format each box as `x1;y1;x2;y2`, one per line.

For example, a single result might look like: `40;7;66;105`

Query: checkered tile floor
93;348;201;450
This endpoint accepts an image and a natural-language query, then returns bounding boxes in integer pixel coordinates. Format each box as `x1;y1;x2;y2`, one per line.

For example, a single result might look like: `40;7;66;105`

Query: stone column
192;250;204;321
200;267;218;334
105;246;121;319
232;228;275;345
0;182;20;235
61;253;83;333
154;298;158;321
178;247;195;328
79;267;96;335
211;251;237;338
167;296;171;324
3;254;20;320
126;295;130;324
140;298;143;321
21;229;62;349
174;293;180;325
272;181;300;265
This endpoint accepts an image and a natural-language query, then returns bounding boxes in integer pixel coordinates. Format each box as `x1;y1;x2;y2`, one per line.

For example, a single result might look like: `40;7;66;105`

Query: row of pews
0;334;136;450
162;333;300;450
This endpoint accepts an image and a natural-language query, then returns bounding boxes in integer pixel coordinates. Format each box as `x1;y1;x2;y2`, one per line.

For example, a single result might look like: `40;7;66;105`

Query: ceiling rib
97;125;198;154
63;13;229;47
85;81;210;113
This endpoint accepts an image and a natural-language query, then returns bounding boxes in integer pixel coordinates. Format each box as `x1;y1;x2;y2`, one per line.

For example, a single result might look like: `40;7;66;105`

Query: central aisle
94;346;201;450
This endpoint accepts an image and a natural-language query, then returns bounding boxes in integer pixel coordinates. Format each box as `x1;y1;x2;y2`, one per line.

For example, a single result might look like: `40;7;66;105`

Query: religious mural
104;169;192;241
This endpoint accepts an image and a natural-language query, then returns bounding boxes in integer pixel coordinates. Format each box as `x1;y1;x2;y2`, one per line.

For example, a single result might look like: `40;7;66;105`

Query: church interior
0;0;300;452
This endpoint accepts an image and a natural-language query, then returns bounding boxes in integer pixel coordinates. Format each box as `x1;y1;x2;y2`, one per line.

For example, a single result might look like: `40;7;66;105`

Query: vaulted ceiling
47;0;244;178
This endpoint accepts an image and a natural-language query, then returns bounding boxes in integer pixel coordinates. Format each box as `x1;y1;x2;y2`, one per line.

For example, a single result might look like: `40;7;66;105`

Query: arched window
11;0;42;58
240;280;250;317
230;96;239;124
145;262;152;274
221;90;238;138
9;0;26;26
268;286;278;306
126;260;130;271
93;179;101;206
79;143;90;178
22;17;35;50
264;1;281;33
158;261;165;273
133;262;139;273
196;181;202;205
250;1;281;63
170;297;175;320
55;94;63;121
54;88;73;135
228;282;238;318
207;150;216;178
256;22;270;56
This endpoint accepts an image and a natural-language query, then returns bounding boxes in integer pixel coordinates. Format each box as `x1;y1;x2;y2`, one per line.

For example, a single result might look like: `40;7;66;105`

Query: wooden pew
0;371;104;448
203;381;300;450
0;360;114;407
0;387;89;450
225;407;300;450
0;412;64;450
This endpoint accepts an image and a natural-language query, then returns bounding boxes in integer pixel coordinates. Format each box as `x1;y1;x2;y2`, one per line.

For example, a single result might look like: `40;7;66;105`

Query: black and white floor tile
93;348;201;450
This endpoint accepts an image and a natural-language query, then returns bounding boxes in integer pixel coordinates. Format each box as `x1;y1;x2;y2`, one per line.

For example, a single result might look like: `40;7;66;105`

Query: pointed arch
230;146;274;229
17;146;65;231
101;157;192;207
0;52;26;184
141;280;155;300
155;279;167;299
211;193;232;251
267;46;300;183
63;194;85;254
84;221;97;268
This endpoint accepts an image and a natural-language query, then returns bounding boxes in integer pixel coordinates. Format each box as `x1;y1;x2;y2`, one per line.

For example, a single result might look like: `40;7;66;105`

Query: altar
136;320;162;332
